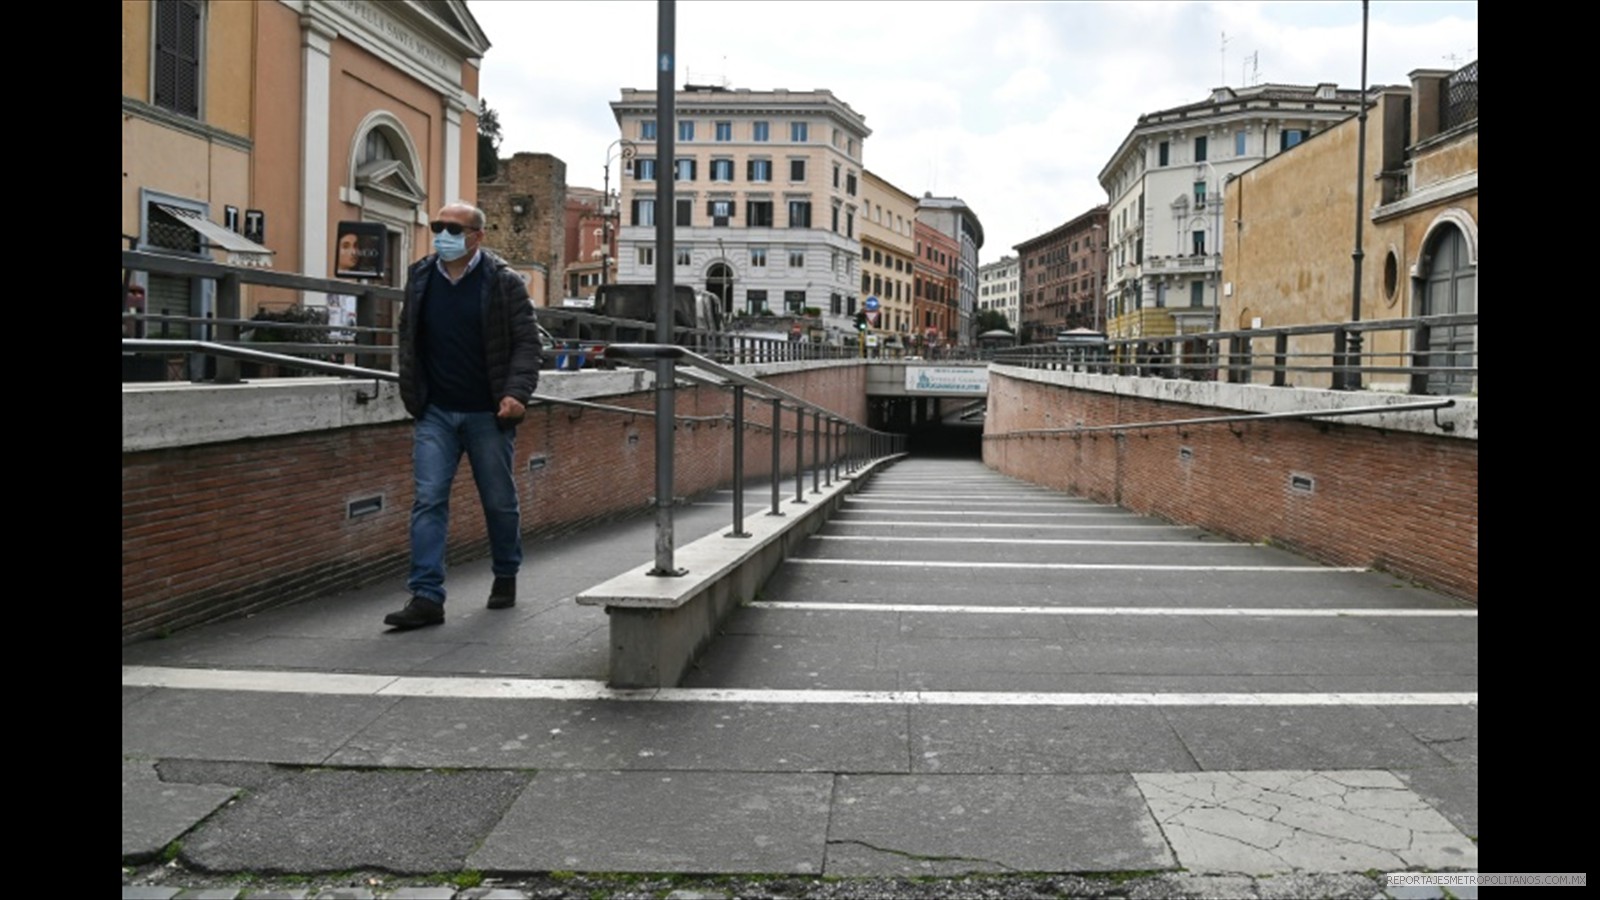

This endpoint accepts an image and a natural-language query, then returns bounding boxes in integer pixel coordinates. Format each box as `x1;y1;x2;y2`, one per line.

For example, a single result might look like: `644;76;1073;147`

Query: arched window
345;114;426;288
705;263;734;316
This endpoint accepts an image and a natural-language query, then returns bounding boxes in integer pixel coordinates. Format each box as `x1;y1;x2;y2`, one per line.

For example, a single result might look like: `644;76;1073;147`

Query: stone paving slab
1161;707;1460;772
123;760;239;861
908;706;1198;774
824;773;1175;876
761;566;1464;609
122;689;403;764
715;607;903;638
1133;770;1477;875
328;697;913;773
179;769;532;875
469;770;833;874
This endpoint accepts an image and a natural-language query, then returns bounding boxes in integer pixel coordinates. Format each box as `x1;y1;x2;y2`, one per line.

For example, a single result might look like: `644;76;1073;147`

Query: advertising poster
334;221;387;280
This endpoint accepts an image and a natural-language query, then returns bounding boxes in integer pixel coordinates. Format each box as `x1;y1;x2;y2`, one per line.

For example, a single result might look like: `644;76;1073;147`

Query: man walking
383;202;542;630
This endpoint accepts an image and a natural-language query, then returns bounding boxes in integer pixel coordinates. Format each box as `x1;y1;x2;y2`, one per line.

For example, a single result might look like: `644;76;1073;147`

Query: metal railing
602;342;903;576
1443;60;1478;130
123;249;877;382
993;313;1477;396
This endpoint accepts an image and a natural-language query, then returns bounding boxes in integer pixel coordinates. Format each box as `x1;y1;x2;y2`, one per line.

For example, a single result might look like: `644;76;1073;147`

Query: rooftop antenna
1220;31;1229;86
1243;51;1260;87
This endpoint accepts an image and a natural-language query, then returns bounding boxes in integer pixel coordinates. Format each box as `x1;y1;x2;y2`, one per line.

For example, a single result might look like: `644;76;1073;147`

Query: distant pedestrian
382;202;542;630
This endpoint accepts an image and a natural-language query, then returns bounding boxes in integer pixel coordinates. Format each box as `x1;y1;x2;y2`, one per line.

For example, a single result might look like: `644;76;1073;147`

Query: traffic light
854;310;868;332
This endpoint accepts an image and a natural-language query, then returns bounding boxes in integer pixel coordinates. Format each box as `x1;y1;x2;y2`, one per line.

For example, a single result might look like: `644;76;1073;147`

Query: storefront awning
156;205;275;268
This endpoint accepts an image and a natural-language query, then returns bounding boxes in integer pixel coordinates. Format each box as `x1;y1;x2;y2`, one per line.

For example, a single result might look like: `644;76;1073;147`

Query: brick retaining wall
983;370;1477;602
121;366;867;643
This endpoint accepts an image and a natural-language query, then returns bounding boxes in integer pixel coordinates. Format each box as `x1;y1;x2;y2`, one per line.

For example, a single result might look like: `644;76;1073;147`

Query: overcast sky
466;1;1476;260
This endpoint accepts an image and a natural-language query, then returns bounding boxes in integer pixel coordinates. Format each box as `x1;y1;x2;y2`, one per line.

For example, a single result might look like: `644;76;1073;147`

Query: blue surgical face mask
433;231;468;261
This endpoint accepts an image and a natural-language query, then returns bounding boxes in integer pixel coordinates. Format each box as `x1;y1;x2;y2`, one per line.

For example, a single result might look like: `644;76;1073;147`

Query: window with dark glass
790;159;806;181
746;200;773;227
747;159;772;182
787;200;811;228
715;121;732;141
710;159;734;181
1194;136;1208;162
635;158;656;181
641;120;657;140
708;200;733;226
1158;141;1169;166
676;199;692;226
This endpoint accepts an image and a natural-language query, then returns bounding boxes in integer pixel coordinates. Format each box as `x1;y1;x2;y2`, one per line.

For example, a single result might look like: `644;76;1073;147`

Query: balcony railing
1442;60;1478;130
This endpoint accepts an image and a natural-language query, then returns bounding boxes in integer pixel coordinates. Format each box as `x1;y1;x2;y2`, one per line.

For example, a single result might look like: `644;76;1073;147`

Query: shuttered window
153;0;203;119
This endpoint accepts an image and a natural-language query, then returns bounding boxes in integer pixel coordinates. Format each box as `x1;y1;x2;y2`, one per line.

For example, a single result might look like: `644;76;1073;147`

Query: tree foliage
478;98;503;180
974;309;1012;334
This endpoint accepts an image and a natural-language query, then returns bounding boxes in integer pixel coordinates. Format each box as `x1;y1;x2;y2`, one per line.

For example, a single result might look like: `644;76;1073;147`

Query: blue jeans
408;405;522;603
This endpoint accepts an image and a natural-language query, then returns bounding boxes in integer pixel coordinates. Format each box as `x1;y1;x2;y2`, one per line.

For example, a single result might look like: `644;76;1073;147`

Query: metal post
768;398;783;516
811;409;820;494
824;417;834;487
728;384;748;537
649;0;682;577
1345;0;1371;392
215;273;241;383
794;404;807;504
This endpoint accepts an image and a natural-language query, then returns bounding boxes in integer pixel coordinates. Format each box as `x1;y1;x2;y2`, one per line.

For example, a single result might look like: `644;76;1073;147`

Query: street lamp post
601;138;637;290
1199;158;1224;333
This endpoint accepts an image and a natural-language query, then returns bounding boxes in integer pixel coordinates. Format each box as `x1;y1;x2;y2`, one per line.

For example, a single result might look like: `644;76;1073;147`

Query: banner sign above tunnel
906;366;989;394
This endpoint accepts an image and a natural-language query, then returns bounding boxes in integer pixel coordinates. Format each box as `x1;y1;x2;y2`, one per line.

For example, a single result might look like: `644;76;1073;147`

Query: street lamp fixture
601;138;637;289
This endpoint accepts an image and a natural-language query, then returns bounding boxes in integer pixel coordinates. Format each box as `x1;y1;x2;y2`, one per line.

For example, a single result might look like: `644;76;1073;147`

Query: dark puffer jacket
397;249;541;420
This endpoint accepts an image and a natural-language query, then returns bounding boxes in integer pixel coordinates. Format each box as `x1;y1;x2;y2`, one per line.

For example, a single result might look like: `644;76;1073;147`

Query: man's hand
497;396;527;422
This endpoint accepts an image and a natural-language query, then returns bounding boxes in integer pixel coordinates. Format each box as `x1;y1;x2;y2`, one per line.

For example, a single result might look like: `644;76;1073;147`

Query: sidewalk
122;459;1477;899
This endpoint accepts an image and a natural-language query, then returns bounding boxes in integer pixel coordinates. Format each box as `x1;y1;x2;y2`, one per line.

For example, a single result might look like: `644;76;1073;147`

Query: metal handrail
985;398;1456;440
603;342;903;566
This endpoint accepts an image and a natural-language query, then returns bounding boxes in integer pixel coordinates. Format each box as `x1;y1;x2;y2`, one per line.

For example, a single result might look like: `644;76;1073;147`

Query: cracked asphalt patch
825;773;1175;877
1134;770;1477;875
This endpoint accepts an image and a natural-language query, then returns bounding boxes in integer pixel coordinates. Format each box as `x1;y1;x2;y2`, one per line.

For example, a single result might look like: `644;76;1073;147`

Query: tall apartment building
610;86;871;340
913;219;960;349
916;195;984;346
977;255;1020;331
1098;82;1367;341
1014;205;1109;343
859;170;918;338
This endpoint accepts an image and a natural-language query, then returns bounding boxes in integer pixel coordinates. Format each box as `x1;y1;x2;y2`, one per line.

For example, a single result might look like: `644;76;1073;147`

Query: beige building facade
1221;63;1478;393
122;0;489;330
859;170;918;340
610;86;871;341
978;255;1020;331
1098;82;1367;343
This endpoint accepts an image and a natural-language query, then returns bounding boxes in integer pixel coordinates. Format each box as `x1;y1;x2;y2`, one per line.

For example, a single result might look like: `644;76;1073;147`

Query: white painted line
811;535;1253;547
847;498;1102;506
122;667;1476;707
790;559;1368;572
829;521;1184;530
833;510;1137;518
746;601;1477;617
